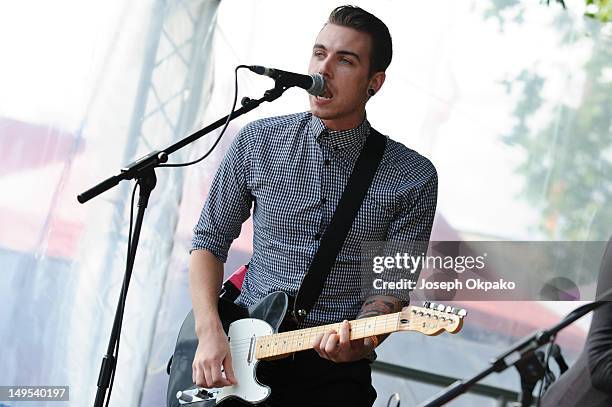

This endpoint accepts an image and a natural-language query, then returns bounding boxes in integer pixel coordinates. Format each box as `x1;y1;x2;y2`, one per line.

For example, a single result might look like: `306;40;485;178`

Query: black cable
531;290;612;406
97;62;268;404
530;297;612;407
536;334;557;407
159;64;249;168
105;180;139;407
386;392;400;407
102;64;250;404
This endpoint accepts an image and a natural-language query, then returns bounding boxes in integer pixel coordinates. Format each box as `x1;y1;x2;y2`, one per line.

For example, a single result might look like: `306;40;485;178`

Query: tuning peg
423;301;431;309
437;304;446;312
450;307;467;317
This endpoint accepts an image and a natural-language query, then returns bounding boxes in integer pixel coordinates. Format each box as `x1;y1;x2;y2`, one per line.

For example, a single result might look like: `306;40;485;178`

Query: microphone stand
80;83;290;407
418;291;612;407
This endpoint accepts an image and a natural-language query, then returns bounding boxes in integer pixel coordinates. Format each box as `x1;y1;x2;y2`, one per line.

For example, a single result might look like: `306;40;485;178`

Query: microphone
248;65;325;97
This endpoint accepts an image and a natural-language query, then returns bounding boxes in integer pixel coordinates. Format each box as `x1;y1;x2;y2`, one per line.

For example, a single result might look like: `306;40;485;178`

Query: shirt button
314;233;322;240
324;159;331;166
321;198;327;204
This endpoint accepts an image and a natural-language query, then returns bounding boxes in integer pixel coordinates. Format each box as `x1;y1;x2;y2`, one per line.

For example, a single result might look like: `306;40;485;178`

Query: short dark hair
327;5;392;76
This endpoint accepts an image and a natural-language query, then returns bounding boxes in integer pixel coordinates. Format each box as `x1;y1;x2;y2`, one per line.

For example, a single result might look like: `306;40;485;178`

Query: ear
368;71;386;95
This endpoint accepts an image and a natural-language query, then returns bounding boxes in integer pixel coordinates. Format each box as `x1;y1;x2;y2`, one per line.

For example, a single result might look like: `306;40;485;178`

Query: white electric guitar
167;292;466;406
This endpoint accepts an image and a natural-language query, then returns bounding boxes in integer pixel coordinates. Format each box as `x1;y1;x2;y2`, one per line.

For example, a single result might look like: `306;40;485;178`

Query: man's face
308;23;380;131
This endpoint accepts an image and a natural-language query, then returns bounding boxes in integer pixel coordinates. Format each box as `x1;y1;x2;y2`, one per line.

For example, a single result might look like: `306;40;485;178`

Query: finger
193;361;204;386
325;333;340;355
338;320;350;348
312;332;324;352
318;332;333;358
202;364;214;388
210;360;231;387
223;353;237;385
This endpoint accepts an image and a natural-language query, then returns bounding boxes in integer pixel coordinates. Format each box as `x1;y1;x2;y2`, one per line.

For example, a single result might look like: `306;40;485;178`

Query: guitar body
167;292;290;407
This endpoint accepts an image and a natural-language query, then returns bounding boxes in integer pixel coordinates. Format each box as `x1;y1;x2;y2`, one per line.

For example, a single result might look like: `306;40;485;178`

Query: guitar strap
292;127;387;323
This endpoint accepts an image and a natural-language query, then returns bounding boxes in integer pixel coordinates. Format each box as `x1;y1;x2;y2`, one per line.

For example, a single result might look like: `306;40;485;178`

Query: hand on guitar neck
312;319;376;362
312;295;402;363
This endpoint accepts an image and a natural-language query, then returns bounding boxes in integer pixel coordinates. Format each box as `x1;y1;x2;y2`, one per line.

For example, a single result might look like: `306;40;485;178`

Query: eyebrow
313;44;361;62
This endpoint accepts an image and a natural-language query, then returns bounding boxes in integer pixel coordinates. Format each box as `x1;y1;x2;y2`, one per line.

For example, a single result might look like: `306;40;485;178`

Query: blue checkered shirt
192;112;437;327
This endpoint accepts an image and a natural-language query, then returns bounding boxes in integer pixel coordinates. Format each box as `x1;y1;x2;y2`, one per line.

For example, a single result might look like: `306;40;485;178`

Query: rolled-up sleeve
388;164;438;242
375;162;438;302
191;125;254;262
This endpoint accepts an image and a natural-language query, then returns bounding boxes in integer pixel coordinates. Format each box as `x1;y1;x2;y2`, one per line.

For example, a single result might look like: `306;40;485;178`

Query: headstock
398;301;467;335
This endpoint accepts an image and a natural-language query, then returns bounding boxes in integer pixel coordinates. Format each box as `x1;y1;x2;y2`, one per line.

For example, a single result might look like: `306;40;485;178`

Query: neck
321;110;366;131
255;312;400;360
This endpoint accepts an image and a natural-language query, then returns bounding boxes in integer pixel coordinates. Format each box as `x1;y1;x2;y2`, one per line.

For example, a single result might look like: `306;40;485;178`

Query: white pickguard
213;318;273;405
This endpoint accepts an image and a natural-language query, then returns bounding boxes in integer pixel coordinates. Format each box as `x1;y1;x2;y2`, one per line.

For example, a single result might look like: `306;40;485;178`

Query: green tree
485;1;612;240
585;0;612;22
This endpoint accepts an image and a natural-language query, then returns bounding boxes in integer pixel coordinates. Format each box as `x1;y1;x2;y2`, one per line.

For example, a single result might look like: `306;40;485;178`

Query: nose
317;56;333;79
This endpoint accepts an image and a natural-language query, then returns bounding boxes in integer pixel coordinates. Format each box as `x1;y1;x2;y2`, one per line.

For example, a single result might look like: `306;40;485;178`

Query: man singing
189;5;437;406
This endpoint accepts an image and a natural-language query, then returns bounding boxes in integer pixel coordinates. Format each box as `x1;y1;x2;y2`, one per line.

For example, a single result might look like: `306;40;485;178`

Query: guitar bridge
176;387;219;405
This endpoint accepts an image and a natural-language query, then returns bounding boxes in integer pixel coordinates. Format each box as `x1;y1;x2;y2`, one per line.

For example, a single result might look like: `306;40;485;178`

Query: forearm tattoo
357;295;402;319
356;295;403;345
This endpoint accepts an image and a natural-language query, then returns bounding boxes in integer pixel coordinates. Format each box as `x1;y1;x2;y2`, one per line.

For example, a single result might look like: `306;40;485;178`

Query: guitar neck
254;313;401;360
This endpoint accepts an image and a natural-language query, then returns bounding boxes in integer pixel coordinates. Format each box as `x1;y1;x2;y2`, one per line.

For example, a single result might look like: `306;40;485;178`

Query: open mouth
316;88;333;100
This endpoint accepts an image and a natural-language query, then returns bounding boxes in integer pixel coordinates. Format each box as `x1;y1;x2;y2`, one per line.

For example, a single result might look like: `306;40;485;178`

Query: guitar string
229;315;400;358
246;316;402;358
226;321;394;357
223;315;399;351
229;324;404;359
222;311;454;351
227;318;453;357
225;314;454;357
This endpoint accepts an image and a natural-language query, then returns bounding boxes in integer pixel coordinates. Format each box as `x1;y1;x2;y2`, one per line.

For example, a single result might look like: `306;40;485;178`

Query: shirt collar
308;113;371;151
